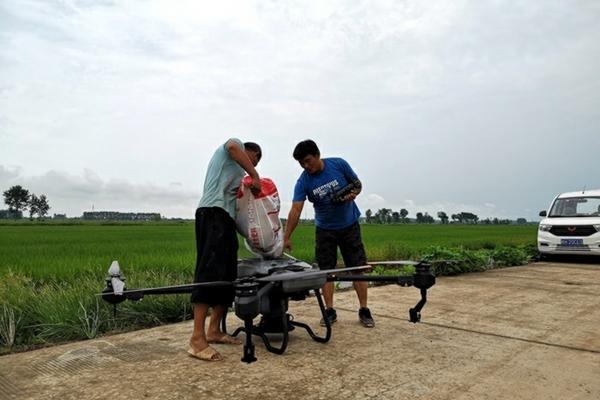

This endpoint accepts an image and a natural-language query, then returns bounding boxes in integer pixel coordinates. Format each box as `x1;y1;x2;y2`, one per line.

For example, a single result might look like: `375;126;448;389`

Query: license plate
561;239;584;247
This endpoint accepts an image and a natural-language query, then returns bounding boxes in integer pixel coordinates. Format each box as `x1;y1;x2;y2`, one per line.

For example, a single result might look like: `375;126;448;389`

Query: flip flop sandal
187;346;223;361
208;335;242;345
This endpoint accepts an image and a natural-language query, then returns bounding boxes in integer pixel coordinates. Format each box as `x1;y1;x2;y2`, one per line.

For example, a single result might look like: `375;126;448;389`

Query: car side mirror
539;210;547;217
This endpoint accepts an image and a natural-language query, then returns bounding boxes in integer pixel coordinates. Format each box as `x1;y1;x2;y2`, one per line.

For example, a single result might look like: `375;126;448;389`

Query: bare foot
206;332;242;345
189;338;209;353
187;345;223;361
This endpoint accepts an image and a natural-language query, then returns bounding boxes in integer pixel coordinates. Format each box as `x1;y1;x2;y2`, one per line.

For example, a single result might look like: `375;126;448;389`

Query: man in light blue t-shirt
188;138;262;362
283;139;375;328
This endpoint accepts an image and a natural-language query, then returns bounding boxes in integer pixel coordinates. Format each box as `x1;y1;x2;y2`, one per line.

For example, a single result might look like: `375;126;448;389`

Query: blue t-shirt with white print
292;157;361;230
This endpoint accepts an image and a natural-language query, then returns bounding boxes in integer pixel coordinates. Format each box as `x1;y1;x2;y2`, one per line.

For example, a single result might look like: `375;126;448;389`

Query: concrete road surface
0;261;598;400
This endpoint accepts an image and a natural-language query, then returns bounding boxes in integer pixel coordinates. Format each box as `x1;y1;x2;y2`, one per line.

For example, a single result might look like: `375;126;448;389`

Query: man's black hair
293;140;320;161
244;142;262;161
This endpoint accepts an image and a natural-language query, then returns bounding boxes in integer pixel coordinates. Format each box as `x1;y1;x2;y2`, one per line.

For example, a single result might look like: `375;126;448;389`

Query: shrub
421;246;491;275
490;246;529;267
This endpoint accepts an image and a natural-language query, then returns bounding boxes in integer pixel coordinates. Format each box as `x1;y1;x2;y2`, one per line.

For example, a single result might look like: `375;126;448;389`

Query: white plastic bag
236;177;284;259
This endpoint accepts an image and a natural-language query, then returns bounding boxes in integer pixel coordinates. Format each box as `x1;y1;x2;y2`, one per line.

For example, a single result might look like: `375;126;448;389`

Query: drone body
100;256;436;363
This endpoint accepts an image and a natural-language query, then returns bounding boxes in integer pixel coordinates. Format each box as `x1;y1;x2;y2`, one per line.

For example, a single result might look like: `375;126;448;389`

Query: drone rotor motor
101;278;127;305
413;263;436;290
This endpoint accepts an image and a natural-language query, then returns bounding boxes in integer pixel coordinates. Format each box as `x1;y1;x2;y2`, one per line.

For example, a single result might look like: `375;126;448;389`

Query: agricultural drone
100;255;437;363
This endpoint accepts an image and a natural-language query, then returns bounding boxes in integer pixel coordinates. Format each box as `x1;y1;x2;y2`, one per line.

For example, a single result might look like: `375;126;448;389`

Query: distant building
0;209;23;219
82;211;161;221
53;213;67;219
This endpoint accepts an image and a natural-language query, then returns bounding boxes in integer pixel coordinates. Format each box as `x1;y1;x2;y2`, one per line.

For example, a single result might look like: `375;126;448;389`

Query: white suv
538;190;600;256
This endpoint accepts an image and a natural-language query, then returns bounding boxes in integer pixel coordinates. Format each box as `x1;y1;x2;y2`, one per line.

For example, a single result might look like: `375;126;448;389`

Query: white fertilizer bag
236;176;284;259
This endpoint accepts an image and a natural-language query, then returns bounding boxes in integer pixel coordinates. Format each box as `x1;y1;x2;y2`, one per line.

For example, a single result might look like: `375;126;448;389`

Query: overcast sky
1;0;599;220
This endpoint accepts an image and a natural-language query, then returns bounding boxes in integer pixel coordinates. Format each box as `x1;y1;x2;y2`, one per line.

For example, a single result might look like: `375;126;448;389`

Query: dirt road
1;261;598;400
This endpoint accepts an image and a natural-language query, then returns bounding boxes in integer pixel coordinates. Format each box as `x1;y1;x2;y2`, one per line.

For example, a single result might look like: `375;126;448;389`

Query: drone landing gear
289;288;332;343
224;287;333;363
409;288;427;323
241;318;257;363
231;298;291;359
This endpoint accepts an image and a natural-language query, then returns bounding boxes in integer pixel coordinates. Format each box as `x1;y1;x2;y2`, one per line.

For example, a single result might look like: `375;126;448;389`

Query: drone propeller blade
108;260;121;276
425;259;459;264
111;276;125;295
106;261;125;295
97;281;233;298
367;260;420;266
256;265;371;282
368;259;458;268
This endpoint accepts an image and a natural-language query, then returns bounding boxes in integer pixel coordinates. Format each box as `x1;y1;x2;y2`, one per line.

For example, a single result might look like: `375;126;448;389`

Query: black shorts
191;207;238;306
315;222;367;271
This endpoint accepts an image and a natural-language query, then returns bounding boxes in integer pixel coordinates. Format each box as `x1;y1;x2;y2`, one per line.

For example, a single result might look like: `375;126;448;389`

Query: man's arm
284;201;304;252
226;139;261;193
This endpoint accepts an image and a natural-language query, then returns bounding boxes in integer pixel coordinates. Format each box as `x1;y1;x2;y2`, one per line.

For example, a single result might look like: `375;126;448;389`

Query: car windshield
549;197;600;217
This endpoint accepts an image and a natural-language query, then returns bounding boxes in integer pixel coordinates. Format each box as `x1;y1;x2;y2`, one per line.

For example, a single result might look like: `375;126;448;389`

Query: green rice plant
78;298;100;339
24;282;93;343
0;304;21;349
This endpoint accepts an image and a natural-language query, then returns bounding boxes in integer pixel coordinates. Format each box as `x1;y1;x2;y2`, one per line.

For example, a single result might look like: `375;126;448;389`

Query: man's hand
248;176;261;195
284;238;293;252
284;201;303;254
343;190;358;202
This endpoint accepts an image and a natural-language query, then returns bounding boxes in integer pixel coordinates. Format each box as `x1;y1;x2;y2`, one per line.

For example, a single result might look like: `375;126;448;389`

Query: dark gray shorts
191;207;238;306
315;222;367;270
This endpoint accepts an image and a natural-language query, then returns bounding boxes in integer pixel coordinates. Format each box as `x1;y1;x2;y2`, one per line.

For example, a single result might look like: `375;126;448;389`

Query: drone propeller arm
121;281;233;296
256;281;276;298
329;263;437;323
257;265;372;283
99;281;234;305
327;274;414;286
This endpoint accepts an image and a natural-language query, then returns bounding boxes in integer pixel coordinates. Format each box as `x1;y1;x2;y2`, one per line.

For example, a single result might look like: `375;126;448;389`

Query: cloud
0;165;22;182
0;1;598;221
364;193;386;206
0;165;199;218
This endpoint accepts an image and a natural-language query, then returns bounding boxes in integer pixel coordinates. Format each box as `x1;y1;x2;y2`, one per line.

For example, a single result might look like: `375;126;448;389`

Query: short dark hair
244;142;262;161
293;140;320;160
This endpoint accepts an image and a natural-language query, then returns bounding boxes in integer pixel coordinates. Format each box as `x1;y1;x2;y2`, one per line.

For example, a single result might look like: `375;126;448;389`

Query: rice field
0;221;537;277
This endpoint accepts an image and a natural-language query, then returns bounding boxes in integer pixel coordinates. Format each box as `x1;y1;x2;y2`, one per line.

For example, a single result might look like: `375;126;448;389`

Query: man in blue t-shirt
284;140;375;328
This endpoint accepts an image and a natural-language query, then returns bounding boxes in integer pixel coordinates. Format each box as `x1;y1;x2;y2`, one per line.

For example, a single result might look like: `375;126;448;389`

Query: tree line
364;208;526;225
2;185;51;219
